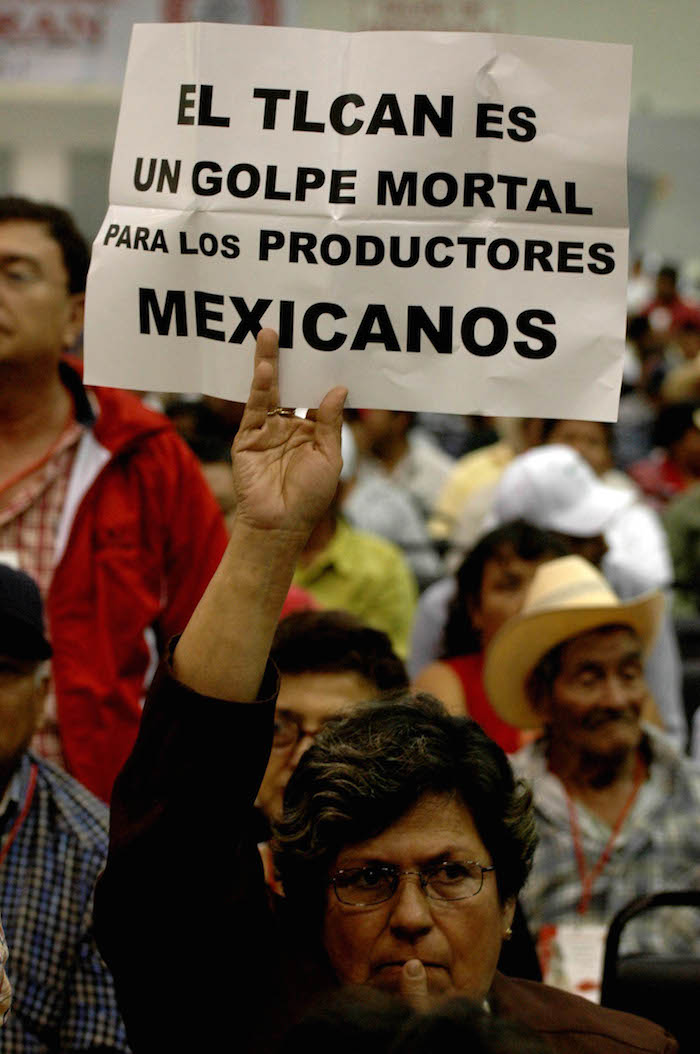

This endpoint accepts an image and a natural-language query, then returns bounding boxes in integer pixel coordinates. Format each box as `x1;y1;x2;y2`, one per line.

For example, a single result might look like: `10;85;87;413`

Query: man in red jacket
0;195;231;800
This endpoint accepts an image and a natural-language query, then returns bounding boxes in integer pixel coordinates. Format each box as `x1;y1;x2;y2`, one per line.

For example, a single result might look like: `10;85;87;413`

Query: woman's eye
358;866;386;887
435;863;469;882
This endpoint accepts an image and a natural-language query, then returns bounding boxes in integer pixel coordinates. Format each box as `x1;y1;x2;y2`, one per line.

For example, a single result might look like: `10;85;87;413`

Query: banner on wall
84;23;632;418
0;1;289;84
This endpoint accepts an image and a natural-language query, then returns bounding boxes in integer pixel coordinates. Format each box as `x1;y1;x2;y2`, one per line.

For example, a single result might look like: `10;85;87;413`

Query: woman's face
545;420;612;477
470;548;545;649
322;793;514;1006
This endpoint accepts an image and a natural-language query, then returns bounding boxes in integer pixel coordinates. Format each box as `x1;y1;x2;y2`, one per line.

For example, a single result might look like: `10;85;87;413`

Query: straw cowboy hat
483;555;665;729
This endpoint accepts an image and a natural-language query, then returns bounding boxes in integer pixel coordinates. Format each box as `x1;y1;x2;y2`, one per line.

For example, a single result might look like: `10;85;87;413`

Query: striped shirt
0;753;129;1052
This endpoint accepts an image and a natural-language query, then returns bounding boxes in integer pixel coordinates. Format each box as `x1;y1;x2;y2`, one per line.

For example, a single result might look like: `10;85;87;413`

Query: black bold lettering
293;90;325;132
151;230;168;253
227;164;261;199
221;234;240;259
198;85;230;127
177;84;196;125
526;180;562;213
366;94;407;136
329;94;364;134
487;239;519;270
523;240;554;272
303;302;346;351
133;227;149;251
457;237;487;268
199;233;218;257
557;241;584;273
279;300;295;348
357;236;385;266
103;224;119;245
351;304;401;350
134;158;156;192
413;95;453;137
461;308;508;356
228;297;272;342
179;232;197;255
320;235;351;266
463;173;495;207
588;242;615;275
377;171;418;206
295;168;325;201
425;237;454;268
259;230;285;261
139;289;187;336
289;232;318;264
192;161;222;196
389;236;420;268
423;172;458;207
264;166;291;200
565;182;593;215
329;170;356;204
156;160;181;193
195;291;225;340
497;174;527;209
253;88;291;129
475;103;504;138
507;106;536;141
514;310;557;358
406;306;454;353
116;227;131;248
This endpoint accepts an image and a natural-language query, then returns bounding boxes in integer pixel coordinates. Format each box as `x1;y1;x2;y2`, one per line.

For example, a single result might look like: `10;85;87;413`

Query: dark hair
442;522;568;657
652;402;700;450
0;196;90;293
274;693;536;923
657;264;678;286
271;610;408;693
539;419;614;448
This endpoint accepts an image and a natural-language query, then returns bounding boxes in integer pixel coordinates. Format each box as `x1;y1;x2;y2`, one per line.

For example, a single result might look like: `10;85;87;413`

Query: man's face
0;220;84;366
542;627;648;761
545;420;612;478
322;793;514;1005
0;654;47;775
255;669;377;822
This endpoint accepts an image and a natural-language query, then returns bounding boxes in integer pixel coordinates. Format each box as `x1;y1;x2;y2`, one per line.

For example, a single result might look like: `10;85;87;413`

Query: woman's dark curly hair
273;693;537;929
442;521;567;658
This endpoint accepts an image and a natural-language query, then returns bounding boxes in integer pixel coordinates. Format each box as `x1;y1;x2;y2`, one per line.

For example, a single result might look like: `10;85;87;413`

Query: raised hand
232;329;347;539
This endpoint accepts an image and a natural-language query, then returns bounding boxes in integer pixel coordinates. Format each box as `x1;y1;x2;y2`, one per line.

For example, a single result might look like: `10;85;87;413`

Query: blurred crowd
0;195;699;1052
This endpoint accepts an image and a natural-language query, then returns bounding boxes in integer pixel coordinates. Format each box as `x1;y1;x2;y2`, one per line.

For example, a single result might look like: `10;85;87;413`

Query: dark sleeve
94;659;282;1054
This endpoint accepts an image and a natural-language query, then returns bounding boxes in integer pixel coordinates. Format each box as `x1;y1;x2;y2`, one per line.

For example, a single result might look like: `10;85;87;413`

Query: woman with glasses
94;332;677;1054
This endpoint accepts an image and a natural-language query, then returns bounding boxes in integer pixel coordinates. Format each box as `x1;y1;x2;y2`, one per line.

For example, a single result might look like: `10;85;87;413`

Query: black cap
0;564;52;661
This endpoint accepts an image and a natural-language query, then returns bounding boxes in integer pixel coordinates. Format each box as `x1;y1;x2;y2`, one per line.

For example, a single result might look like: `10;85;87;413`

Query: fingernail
405;959;423;978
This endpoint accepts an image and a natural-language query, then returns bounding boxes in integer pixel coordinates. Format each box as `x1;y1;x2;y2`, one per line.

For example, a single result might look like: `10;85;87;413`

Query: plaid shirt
0;753;129;1052
0;418;85;768
513;727;700;957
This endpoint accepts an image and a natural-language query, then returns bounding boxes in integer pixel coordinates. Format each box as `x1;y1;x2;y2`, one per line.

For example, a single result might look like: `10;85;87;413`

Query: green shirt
293;517;418;658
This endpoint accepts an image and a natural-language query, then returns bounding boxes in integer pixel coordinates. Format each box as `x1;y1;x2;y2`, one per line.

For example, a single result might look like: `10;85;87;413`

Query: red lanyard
0;764;37;868
565;755;644;916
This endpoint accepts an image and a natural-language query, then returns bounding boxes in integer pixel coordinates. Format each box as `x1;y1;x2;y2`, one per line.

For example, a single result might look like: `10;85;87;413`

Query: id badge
538;921;606;1002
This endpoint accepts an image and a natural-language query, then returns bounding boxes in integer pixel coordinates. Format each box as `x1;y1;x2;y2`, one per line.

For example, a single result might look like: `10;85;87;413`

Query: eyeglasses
272;711;319;750
329;860;496;907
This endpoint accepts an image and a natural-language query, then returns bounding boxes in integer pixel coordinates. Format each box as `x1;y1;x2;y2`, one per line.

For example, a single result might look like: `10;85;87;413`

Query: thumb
399;958;431;1013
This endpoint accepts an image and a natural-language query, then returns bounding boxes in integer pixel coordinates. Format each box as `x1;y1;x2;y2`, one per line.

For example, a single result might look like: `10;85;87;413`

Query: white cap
490;445;632;538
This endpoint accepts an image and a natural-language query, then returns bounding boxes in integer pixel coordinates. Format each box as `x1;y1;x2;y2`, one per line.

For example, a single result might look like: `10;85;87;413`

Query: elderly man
94;332;675;1054
484;555;700;996
0;563;128;1051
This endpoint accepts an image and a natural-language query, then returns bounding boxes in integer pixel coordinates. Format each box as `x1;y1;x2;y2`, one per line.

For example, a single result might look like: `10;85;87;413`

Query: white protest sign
84;23;632;417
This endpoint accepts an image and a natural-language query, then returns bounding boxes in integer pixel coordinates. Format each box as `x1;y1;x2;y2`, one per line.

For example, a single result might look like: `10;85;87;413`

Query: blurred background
0;0;697;278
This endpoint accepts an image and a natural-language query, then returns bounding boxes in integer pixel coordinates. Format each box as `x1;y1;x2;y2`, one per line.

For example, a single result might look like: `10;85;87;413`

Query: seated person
0;564;128;1050
413;522;566;752
483;555;700;996
94;331;677;1054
